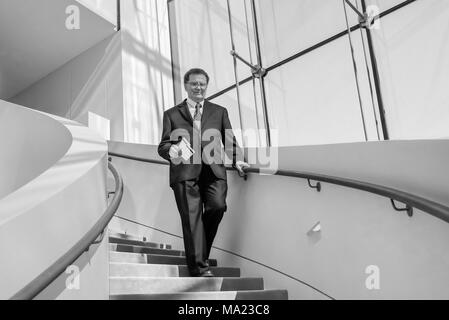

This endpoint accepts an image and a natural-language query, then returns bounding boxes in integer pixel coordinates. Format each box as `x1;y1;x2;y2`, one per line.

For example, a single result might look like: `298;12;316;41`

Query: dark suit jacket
158;99;244;187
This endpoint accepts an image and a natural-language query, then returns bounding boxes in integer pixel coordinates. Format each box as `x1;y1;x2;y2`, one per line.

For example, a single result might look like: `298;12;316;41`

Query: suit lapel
177;99;193;125
201;100;213;128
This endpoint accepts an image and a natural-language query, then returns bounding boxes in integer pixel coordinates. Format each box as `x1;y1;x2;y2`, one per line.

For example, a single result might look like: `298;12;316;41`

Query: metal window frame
166;0;418;143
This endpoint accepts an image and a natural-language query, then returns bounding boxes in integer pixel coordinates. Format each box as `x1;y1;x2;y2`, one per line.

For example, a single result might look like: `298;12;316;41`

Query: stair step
110;289;288;300
109;251;217;266
110;263;240;278
109;277;264;295
110;244;184;257
109;235;172;250
109;231;149;241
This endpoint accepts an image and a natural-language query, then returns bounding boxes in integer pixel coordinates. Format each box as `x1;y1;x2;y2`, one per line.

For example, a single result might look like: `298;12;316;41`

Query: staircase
108;231;288;300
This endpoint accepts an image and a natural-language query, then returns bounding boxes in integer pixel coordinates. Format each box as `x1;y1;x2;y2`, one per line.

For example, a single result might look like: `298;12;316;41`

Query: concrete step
109;235;172;250
110;263;240;278
110;289;288;300
109;251;217;266
109;243;184;257
109;277;264;295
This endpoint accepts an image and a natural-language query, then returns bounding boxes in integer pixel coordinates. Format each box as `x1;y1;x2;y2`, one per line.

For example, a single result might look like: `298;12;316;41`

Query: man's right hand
169;144;182;159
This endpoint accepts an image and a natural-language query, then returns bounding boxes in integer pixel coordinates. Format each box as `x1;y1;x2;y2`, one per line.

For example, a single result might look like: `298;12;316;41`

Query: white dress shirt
186;98;204;119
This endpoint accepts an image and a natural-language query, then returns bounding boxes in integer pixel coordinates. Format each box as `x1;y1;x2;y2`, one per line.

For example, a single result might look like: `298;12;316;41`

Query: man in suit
158;68;249;277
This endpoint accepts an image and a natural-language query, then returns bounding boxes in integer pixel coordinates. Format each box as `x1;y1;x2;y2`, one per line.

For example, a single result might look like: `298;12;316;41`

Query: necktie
194;103;201;122
192;103;202;160
193;103;202;131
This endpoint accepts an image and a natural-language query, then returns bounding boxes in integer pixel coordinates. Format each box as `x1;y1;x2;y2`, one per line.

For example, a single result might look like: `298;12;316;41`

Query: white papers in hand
178;137;195;161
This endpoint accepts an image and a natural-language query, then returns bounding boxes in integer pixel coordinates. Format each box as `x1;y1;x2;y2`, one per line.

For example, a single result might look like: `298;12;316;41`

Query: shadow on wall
35;0;175;146
70;32;124;142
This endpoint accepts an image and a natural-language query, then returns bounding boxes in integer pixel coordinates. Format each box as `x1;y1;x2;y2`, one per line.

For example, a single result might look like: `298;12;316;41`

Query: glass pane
263;34;378;146
209;80;265;147
365;0;405;13
256;0;359;67
370;0;449;139
168;0;253;100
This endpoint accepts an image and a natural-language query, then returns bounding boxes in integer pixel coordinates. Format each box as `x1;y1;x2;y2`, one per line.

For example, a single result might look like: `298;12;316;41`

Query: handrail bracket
390;199;413;217
90;230;106;247
307;179;321;192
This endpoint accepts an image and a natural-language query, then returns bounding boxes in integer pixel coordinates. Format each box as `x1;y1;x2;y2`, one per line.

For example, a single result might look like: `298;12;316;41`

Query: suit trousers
172;165;227;276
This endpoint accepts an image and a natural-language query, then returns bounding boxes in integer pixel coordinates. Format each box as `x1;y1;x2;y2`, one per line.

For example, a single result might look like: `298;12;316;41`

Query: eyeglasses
187;82;208;88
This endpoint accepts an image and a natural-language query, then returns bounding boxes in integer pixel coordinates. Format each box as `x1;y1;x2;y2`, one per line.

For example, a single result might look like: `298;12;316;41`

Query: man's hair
184;68;209;84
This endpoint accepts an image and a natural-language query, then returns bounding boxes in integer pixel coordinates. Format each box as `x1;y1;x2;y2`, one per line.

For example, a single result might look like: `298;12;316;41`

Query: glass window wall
168;0;448;146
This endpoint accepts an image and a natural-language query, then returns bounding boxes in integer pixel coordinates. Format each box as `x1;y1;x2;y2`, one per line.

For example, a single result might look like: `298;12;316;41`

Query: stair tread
109;277;264;294
109;262;240;277
110;276;260;280
109;236;172;250
110;289;288;300
110;243;184;256
109;251;217;266
108;232;149;242
110;262;235;268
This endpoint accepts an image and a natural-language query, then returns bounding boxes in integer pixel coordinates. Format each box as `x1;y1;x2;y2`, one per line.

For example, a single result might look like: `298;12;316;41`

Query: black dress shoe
199;270;214;277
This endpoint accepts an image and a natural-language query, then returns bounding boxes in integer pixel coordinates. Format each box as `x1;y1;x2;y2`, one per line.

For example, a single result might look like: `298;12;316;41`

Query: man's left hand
235;161;250;176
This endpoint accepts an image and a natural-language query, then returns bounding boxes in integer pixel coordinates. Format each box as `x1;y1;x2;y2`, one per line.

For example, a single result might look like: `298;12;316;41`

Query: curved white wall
0;102;71;200
108;140;449;299
0;100;109;299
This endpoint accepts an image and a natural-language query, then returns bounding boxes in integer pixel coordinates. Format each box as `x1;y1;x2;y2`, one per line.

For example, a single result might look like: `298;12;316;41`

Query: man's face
184;74;208;102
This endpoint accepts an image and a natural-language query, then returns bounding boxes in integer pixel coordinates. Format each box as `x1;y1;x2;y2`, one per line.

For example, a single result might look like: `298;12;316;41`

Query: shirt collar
187;98;204;109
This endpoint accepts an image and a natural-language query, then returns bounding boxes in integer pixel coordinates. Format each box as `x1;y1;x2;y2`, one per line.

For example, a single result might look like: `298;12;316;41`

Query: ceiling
0;0;116;100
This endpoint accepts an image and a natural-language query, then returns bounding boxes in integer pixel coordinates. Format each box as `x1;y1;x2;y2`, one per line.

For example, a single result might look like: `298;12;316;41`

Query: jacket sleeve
222;108;245;165
158;111;172;161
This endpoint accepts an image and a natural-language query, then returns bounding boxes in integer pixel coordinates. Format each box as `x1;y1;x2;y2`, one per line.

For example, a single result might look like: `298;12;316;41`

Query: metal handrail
108;151;449;224
11;160;124;300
